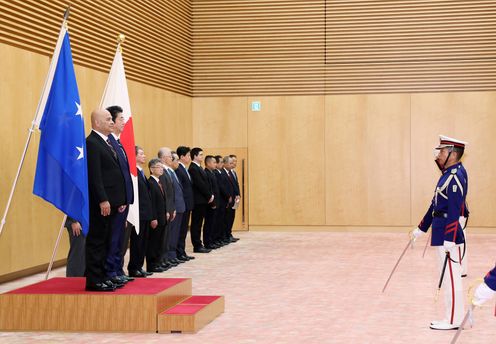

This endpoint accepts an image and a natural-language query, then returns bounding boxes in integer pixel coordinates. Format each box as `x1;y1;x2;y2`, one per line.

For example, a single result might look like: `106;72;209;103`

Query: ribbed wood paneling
192;0;326;96
325;0;496;93
0;0;192;96
192;0;496;96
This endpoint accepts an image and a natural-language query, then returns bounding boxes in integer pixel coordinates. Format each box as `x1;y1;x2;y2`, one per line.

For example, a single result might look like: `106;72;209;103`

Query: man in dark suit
105;105;134;286
222;155;240;243
127;146;153;278
228;154;241;242
203;155;220;249
213;155;228;247
189;147;214;253
85;109;127;291
166;152;186;264
158;147;176;269
65;217;85;277
175;146;195;261
146;158;168;273
219;156;236;245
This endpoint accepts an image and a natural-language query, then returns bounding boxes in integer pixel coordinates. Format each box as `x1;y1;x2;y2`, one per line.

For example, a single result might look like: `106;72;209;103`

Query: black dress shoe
178;255;190;261
205;244;218;250
229;237;239;243
139;268;153;276
186;255;195;260
120;275;135;282
110;276;128;285
166;260;178;267
129;270;146;278
176;257;187;263
193;246;212;253
85;282;115;292
147;266;165;273
104;279;124;289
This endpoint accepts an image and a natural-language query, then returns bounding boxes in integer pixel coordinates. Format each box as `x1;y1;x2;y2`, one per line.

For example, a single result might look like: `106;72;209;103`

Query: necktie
158;180;165;195
116;139;127;162
106;138;117;159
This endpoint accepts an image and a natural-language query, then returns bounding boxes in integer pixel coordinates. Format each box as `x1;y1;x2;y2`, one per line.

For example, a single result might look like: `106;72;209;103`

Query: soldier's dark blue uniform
418;162;468;246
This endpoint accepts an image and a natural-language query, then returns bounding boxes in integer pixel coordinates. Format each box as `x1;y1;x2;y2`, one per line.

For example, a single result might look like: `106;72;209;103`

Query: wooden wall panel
192;97;248;148
411;92;496;227
325;94;411;226
192;0;496;96
0;43;69;275
0;0;192;96
247;96;326;225
0;43;192;277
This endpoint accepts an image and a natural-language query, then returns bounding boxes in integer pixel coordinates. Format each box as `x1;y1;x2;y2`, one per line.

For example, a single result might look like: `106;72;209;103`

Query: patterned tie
106;138;117;159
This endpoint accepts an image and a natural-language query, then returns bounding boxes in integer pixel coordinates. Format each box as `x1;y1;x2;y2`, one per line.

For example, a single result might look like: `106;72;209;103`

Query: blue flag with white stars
33;30;89;236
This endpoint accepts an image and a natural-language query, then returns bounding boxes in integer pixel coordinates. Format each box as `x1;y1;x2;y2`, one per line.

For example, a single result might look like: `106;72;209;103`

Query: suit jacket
218;169;235;208
169;169;185;213
159;167;175;215
137;168;153;221
176;163;194;211
107;134;134;205
189;162;212;205
149;176;167;226
206;168;220;208
231;169;241;196
86;131;126;209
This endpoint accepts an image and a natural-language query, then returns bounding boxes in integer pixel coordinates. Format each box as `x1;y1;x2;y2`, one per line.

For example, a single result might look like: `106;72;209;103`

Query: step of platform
0;277;192;332
158;295;225;333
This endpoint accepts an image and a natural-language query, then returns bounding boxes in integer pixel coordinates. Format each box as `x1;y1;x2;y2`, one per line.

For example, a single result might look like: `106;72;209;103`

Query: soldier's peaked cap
436;135;467;149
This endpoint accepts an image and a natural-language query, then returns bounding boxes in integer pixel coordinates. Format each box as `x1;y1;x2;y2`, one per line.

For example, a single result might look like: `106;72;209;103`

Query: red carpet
182;295;221;304
5;277;188;295
164;304;206;315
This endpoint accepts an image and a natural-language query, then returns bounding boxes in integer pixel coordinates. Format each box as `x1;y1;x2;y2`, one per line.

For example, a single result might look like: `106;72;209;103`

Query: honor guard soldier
412;135;468;330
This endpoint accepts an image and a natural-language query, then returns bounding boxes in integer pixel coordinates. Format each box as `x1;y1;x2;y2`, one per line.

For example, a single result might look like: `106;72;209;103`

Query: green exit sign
251;101;261;112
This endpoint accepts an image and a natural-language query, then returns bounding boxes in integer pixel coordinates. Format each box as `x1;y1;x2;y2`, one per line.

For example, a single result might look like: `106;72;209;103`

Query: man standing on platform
224;156;240;243
105;105;134;287
204;155;221;250
65;217;85;277
85;109;127;291
158;147;176;270
146;158;168;273
166;152;186;264
127;146;153;278
189;147;214;253
411;135;468;330
175;146;195;261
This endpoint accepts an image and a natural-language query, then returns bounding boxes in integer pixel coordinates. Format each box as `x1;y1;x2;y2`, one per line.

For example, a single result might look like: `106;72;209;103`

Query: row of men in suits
128;147;241;276
82;107;241;291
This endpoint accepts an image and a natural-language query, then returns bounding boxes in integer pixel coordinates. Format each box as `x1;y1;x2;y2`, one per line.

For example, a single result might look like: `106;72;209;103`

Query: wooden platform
0;277;192;332
158;295;225;333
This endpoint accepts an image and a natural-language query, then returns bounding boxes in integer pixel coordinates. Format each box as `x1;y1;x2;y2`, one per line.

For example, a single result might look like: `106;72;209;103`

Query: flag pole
45;215;68;280
0;6;71;238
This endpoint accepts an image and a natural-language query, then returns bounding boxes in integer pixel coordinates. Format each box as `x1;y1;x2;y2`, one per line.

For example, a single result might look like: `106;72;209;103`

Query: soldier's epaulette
450;168;458;174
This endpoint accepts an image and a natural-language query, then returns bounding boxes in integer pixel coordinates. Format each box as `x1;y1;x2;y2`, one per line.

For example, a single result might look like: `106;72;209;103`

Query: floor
0;231;495;343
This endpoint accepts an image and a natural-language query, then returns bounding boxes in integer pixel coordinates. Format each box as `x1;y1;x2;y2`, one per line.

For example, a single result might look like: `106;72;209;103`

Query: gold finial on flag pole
117;34;126;52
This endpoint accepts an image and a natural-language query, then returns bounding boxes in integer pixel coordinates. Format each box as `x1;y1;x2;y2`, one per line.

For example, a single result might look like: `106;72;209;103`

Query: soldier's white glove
459;216;467;229
472;282;495;306
443;240;456;251
410;227;424;241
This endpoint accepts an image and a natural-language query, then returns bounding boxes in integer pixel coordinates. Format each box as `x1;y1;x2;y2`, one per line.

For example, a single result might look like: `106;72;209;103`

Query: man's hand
171;211;176;222
166;212;170;221
473;282;495;306
100;201;111;216
118;205;127;213
410;227;424;241
71;222;82;236
443;240;456;251
150;220;158;229
208;195;214;203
